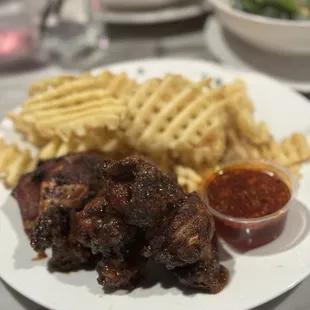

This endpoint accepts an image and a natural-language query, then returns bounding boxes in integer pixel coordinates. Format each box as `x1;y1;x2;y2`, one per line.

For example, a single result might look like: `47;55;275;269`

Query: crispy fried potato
123;75;252;169
9;71;138;144
225;82;271;145
25;71;137;107
38;129;125;160
221;129;310;176
7;112;48;146
34;98;127;139
3;71;310;190
174;165;203;193
28;75;77;97
124;75;228;166
261;133;310;167
0;140;37;188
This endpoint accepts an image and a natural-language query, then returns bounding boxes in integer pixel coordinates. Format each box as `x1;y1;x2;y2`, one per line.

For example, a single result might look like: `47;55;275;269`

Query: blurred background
1;0;309;93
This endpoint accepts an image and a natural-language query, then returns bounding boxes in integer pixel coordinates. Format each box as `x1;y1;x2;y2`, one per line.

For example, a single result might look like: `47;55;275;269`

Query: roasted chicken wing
13;152;228;293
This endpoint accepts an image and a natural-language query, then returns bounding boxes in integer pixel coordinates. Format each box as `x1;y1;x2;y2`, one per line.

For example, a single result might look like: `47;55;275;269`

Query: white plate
1;58;310;310
103;0;182;10
204;17;310;93
104;0;211;24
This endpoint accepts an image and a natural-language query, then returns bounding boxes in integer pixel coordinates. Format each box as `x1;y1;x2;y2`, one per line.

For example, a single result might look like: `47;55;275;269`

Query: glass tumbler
42;0;110;69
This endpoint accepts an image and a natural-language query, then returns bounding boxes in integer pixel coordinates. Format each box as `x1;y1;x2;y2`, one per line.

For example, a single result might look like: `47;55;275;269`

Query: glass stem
84;0;109;50
86;0;103;32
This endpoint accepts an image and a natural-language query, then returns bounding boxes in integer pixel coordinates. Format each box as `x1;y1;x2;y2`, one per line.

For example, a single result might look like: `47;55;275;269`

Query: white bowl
208;0;310;55
103;0;182;10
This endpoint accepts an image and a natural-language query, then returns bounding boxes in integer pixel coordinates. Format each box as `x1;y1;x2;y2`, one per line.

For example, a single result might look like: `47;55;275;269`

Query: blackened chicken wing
13;152;108;271
13;153;228;293
101;156;184;229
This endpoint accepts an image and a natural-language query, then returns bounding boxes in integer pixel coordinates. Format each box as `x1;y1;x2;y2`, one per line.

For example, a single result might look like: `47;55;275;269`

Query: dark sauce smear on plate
32;252;47;261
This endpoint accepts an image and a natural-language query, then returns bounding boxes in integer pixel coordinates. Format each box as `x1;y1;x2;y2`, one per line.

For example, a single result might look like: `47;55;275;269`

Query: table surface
0;2;310;310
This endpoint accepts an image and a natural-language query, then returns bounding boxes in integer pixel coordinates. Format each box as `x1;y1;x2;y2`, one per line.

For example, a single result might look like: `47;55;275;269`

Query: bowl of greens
234;0;310;20
208;0;310;55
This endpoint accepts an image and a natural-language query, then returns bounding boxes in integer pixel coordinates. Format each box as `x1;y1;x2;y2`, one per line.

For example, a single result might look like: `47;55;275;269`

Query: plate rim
104;1;212;24
102;57;310;106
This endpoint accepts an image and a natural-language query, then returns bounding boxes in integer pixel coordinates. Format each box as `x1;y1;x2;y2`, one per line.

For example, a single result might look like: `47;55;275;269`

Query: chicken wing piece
13;153;228;293
144;192;229;293
75;196;136;256
144;193;214;268
12;152;108;234
13;152;109;271
101;156;184;229
12;172;41;236
173;236;229;294
75;196;146;289
37;152;109;212
96;237;146;289
30;206;95;271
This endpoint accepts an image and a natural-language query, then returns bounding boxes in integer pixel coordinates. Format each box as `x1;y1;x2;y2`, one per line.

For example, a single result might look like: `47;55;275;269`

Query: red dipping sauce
202;161;297;251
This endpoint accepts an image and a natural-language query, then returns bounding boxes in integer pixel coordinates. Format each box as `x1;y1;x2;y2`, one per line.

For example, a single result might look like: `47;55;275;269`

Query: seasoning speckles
215;77;222;86
137;67;145;75
200;73;222;86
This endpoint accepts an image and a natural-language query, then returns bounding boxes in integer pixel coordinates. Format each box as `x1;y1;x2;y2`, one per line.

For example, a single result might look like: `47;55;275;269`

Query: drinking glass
42;0;110;69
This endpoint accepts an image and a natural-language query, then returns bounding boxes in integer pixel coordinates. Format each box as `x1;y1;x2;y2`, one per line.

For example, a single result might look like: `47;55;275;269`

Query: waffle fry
25;71;137;107
9;71;138;143
224;79;254;112
7;112;48;146
171;127;226;171
225;82;271;145
261;133;310;167
222;130;262;162
33;97;126;139
29;75;77;97
125;75;224;165
0;140;37;188
124;75;254;170
229;107;269;144
174;165;203;193
38;129;125;160
2;70;310;191
125;75;190;136
221;129;310;176
282;133;310;164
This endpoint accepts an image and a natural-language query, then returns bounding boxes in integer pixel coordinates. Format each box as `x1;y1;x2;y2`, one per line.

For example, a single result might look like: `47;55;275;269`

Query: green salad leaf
240;0;299;13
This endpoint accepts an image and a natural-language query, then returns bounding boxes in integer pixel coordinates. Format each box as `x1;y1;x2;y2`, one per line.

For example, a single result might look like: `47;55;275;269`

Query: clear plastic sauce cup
201;160;298;251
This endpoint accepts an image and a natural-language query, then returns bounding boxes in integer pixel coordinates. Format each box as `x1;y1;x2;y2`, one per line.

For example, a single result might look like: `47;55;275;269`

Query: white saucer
204;16;310;93
105;0;212;24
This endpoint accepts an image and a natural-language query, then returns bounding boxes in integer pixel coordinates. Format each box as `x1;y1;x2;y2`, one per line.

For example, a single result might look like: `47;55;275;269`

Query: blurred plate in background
104;0;211;24
62;0;211;25
103;0;182;10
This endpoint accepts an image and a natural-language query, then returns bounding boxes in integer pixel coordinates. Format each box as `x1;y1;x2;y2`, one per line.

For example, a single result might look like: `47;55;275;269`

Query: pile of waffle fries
1;70;309;189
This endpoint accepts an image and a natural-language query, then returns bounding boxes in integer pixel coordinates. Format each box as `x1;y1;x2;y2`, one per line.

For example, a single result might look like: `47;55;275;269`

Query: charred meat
13;152;228;293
